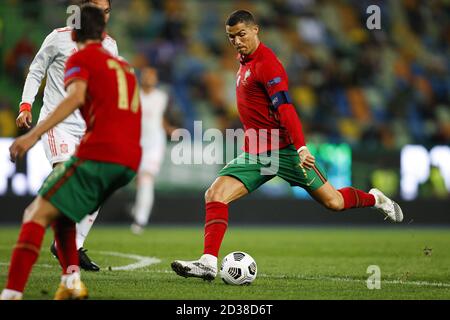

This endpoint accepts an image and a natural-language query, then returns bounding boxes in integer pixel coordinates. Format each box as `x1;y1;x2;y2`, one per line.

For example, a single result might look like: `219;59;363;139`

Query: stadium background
0;0;448;225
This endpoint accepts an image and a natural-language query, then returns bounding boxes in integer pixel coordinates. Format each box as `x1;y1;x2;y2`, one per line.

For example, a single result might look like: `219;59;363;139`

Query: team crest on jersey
244;69;251;83
244;69;251;80
238;69;252;87
60;143;69;154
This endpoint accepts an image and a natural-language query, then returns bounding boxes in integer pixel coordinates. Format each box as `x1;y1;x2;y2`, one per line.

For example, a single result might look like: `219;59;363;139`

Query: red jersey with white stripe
64;43;142;171
237;42;299;154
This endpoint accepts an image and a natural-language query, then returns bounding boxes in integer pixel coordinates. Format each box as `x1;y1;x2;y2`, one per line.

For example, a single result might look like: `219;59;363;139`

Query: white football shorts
41;125;82;167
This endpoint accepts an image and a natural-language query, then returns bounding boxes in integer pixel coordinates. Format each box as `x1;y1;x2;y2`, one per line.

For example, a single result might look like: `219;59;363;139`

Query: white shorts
139;141;166;176
41;125;82;166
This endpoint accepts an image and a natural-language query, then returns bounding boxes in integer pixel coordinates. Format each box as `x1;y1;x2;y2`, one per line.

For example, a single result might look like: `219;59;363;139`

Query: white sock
134;175;154;227
76;209;99;249
201;254;218;268
0;289;23;300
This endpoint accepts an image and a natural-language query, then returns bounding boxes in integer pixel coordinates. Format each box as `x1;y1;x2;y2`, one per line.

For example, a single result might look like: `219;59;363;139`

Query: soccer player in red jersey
17;0;117;273
171;10;403;281
1;5;141;300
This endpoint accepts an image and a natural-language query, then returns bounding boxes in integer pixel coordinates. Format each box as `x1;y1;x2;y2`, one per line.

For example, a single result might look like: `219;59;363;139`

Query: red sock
52;216;78;274
5;222;45;292
203;202;228;257
338;187;376;209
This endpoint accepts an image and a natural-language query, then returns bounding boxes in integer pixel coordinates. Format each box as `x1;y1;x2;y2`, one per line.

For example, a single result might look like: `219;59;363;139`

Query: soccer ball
220;251;257;285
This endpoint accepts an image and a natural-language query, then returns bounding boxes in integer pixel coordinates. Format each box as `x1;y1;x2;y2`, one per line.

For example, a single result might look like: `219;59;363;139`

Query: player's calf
320;193;345;212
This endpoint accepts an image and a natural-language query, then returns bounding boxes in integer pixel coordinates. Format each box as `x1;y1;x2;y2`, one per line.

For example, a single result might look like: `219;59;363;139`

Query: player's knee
205;186;225;203
323;197;344;212
22;205;35;223
22;199;56;226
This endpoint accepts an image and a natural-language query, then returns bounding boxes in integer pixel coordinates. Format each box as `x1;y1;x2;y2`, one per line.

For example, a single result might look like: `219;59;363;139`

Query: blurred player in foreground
171;10;404;281
15;0;118;272
130;67;172;234
1;5;141;300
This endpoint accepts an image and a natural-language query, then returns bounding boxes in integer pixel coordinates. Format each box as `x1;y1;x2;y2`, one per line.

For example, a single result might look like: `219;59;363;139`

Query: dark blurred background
0;0;448;225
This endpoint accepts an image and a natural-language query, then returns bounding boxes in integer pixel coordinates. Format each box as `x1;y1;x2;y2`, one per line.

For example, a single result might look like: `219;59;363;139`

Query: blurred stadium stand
0;0;448;224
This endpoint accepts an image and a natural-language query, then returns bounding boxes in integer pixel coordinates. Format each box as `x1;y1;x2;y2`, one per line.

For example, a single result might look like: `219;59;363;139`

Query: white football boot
171;254;217;281
369;188;403;222
0;289;23;300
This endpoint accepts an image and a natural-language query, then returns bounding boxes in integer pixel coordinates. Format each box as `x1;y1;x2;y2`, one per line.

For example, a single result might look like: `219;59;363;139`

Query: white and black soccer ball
220;251;257;285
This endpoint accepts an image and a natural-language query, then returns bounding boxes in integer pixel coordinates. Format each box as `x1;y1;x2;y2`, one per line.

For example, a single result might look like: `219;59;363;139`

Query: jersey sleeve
258;55;306;149
20;30;58;107
257;57;290;109
64;53;90;89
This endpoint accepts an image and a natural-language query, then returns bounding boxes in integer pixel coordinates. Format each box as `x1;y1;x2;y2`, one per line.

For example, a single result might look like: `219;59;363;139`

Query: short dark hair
226;10;256;27
80;0;111;7
74;5;106;42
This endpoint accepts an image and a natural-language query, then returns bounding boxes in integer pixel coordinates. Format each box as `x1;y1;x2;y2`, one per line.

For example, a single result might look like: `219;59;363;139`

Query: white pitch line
258;273;450;288
150;270;450;288
0;246;161;271
96;251;161;271
0;259;448;288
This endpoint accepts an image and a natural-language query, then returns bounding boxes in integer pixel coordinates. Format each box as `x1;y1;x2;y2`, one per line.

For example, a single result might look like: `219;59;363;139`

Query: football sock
338;187;376;209
53;216;78;274
203;201;229;257
5;222;45;293
134;175;154;226
76;209;99;249
61;271;81;287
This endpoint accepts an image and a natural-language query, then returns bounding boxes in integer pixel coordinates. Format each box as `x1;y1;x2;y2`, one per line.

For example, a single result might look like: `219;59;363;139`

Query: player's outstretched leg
310;182;403;222
171;176;248;281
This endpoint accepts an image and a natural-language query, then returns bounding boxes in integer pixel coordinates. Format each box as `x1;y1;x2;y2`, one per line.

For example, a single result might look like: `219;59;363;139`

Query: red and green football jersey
236;42;305;154
64;43;142;171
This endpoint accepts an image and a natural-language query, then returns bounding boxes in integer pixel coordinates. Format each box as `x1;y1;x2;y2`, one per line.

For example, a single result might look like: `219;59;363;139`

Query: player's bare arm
9;81;87;162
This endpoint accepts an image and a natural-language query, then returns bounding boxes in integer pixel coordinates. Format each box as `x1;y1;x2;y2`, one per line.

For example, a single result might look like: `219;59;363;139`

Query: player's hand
16;111;33;129
9;133;38;163
298;147;315;170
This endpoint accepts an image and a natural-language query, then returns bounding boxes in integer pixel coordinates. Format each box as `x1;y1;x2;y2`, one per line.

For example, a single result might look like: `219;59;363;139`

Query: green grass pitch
0;226;449;300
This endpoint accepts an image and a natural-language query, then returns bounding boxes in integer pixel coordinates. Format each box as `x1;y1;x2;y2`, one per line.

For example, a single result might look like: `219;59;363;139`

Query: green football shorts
39;156;136;223
219;145;327;193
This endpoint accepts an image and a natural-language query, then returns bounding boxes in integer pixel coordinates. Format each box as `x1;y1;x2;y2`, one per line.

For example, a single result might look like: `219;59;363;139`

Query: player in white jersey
15;0;116;271
130;67;171;235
